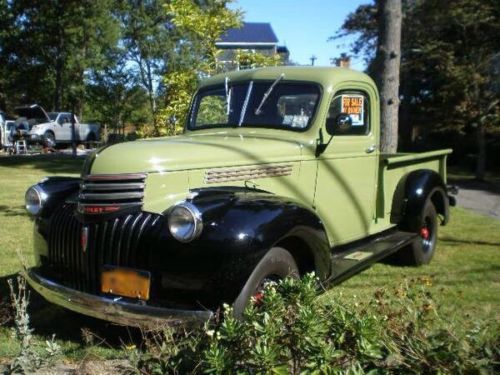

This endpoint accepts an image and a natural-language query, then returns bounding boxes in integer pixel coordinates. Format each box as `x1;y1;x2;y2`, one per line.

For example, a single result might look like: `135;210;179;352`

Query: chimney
333;53;351;68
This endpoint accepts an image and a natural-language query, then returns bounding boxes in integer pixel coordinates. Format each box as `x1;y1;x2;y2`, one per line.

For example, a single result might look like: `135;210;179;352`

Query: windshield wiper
238;81;254;126
254;73;285;115
225;76;231;116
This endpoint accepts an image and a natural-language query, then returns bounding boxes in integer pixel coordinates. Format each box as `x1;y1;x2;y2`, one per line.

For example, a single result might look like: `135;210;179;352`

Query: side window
58;115;69;124
327;91;369;135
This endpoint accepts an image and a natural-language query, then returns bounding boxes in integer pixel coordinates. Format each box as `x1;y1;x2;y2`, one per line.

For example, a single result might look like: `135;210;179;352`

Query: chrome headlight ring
168;202;203;243
25;184;48;216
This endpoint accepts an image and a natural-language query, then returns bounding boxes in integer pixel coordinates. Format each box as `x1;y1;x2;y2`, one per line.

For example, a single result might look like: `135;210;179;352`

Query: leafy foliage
0;0;120;113
155;0;242;135
116;0;178;134
335;0;500;177
7;276;61;374
234;49;283;70
134;274;499;374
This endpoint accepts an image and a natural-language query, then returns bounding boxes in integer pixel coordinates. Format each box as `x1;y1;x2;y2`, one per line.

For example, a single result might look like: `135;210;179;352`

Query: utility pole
310;55;317;66
71;102;77;158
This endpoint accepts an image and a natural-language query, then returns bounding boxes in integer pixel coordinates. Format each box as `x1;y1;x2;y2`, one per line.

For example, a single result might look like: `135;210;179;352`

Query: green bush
134;274;499;374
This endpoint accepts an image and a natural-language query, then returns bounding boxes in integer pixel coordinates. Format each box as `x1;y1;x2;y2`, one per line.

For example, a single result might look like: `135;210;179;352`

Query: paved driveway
450;178;500;219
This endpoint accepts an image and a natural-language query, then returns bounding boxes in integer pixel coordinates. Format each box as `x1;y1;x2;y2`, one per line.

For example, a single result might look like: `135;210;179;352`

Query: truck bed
377;149;452;222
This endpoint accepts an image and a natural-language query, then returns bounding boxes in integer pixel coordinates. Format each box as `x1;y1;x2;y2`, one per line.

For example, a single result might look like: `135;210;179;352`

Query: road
451;178;500;220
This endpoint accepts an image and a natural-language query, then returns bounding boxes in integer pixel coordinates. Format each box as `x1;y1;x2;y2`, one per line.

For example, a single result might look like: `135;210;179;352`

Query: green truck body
24;67;454;326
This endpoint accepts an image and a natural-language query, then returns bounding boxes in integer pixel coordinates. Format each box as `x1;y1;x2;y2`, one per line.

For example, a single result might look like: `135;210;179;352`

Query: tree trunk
54;54;64;111
54;3;65;111
475;122;486;181
374;0;402;153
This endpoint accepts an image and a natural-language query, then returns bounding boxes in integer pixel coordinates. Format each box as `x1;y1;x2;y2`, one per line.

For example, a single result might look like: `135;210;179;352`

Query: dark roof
218;22;278;44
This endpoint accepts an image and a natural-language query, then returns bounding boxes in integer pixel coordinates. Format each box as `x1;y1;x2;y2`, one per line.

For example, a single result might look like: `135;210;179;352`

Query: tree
157;0;242;135
372;0;402;153
117;0;176;135
85;51;151;139
234;50;282;70
0;0;119;114
334;0;500;179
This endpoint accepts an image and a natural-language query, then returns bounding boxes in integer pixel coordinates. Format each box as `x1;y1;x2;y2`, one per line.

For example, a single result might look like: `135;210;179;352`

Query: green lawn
0;155;499;363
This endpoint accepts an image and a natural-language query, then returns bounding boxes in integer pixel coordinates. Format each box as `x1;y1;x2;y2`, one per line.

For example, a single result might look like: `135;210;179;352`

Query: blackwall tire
233;247;299;317
85;133;96;149
391;201;438;266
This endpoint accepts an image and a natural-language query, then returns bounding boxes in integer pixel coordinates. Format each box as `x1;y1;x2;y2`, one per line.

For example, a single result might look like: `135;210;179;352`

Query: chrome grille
78;173;147;214
46;203;164;293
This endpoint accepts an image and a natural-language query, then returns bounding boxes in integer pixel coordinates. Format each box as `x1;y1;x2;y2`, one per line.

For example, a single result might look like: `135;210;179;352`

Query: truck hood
90;132;308;174
15;104;51;124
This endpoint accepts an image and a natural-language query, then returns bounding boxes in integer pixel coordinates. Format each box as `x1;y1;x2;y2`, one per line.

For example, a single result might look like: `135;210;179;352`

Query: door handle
365;145;377;154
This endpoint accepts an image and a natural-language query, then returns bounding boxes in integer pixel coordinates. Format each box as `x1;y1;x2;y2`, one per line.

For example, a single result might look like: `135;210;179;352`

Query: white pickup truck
17;104;100;147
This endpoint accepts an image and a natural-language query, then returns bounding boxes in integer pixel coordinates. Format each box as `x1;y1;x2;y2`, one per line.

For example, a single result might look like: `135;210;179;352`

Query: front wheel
42;131;56;148
233;247;299;317
391;201;438;266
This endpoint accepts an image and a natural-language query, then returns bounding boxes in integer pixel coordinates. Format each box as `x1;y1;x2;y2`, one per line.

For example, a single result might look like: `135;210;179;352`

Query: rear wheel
233;247;299;317
391;200;438;266
85;132;96;149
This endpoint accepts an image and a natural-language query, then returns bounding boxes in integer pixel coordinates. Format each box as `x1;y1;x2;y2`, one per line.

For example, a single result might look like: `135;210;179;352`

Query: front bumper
23;268;213;328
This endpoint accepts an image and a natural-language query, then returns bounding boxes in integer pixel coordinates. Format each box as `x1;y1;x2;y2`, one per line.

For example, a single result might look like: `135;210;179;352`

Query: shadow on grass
336;263;500;289
441;237;500;247
0;273;143;353
0;205;27;218
448;177;500;195
0;155;85;175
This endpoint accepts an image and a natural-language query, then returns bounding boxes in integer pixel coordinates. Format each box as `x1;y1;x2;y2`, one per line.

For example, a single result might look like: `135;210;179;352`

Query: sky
231;0;371;71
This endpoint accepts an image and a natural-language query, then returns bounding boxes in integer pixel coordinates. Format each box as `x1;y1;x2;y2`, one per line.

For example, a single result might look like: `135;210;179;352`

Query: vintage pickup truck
23;67;454;327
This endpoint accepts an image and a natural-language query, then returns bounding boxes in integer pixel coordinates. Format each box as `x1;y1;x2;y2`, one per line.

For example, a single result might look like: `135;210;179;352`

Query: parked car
16;104;100;147
23;67;455;327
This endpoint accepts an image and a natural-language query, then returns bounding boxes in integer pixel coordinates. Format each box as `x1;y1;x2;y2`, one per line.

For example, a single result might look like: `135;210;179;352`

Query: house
216;22;289;70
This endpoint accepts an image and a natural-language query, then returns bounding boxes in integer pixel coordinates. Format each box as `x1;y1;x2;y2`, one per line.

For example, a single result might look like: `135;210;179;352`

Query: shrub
135;274;499;374
7;276;61;374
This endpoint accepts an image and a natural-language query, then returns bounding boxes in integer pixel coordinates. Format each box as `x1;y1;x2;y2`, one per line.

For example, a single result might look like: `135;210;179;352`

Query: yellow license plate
101;267;151;300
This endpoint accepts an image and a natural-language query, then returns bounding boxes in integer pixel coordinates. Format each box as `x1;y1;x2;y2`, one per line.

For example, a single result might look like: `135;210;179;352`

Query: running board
330;230;418;284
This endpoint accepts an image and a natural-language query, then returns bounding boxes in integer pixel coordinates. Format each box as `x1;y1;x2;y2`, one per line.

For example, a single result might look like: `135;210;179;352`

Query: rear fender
391;170;449;227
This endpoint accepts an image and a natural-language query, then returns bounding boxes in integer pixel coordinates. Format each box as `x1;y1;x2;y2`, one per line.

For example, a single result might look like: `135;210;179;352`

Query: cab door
313;85;379;246
57;113;72;141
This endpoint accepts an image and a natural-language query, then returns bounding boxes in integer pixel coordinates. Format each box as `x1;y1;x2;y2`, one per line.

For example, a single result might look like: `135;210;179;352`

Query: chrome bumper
23;268;213;328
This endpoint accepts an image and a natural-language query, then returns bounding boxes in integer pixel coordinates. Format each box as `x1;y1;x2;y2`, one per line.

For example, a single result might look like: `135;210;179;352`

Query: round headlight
25;185;47;216
168;202;203;243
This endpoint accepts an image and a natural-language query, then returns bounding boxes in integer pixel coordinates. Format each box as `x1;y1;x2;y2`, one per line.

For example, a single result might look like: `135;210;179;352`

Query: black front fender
186;188;331;300
34;176;80;218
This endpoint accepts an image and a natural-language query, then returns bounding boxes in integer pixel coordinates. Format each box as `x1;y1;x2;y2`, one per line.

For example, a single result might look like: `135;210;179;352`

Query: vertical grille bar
46;204;163;294
123;213;143;266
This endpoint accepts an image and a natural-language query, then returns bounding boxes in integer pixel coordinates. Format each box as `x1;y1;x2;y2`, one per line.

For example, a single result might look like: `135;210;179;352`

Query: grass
0;154;499;364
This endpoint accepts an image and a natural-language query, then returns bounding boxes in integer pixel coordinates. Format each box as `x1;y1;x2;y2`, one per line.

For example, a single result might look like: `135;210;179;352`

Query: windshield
48;112;58;120
189;81;321;131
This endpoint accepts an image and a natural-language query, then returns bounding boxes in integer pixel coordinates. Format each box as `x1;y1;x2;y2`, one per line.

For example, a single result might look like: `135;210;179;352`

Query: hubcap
420;227;430;240
251;276;278;306
252;291;265;306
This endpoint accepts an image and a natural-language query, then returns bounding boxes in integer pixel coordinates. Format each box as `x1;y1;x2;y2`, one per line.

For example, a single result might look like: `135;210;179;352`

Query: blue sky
231;0;371;70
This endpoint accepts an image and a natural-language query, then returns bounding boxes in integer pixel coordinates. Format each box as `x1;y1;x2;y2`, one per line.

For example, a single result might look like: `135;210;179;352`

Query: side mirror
326;113;352;136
